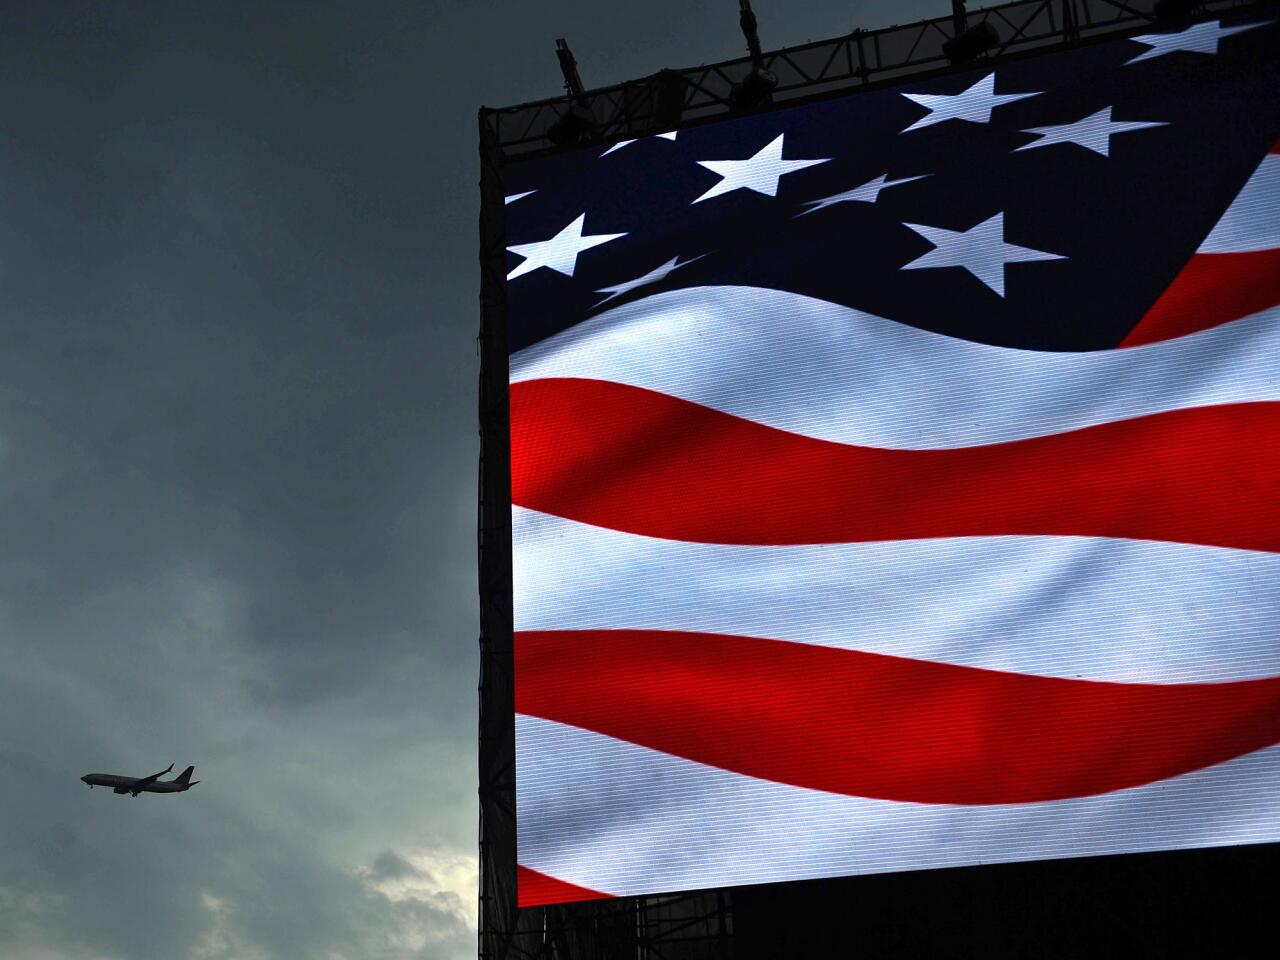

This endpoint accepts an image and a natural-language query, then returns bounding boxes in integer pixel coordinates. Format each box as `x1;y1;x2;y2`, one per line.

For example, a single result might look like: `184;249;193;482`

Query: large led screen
500;15;1280;907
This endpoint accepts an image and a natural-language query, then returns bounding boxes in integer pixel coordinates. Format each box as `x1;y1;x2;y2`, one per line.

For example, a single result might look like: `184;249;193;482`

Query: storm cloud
0;2;942;957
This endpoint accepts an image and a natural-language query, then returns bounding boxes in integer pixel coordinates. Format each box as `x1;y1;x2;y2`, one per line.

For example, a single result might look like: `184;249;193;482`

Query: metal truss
485;891;732;960
480;0;1254;160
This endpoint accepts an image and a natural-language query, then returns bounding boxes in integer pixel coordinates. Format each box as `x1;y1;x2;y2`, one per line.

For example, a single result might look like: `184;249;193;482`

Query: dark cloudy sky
0;2;941;957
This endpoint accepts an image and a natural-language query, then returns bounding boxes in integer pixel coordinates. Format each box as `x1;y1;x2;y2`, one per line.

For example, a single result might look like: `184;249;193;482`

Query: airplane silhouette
81;763;198;797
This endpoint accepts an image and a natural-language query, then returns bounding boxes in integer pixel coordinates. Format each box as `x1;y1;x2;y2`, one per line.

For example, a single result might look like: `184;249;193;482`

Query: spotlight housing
731;68;779;109
651;69;686;131
547;38;597;146
547;104;597;146
731;0;777;109
943;20;1000;64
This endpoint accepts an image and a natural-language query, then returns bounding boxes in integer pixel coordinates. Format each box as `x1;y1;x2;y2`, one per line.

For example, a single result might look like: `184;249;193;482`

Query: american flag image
500;15;1280;907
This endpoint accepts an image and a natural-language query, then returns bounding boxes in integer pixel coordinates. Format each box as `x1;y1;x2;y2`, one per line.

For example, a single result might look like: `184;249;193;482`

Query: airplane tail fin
174;765;195;785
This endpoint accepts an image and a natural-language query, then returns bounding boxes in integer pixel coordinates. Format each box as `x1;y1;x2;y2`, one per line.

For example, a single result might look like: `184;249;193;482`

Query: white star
900;212;1065;297
504;190;537;205
600;131;678;157
692;134;830;204
1015;107;1167;156
506;214;626;281
900;73;1041;133
1125;19;1273;65
798;173;931;216
593;255;705;307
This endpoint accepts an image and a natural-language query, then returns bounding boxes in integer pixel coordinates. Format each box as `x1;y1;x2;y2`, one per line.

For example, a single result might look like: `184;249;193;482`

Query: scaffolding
479;0;1255;161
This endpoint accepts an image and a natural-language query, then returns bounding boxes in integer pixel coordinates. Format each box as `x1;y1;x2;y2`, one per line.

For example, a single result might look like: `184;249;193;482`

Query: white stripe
516;715;1280;899
513;508;1280;684
510;286;1280;449
1199;154;1280;254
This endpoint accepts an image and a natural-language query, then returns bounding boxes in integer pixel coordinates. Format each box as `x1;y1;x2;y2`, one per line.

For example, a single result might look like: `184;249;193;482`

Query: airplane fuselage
81;774;188;794
81;765;197;796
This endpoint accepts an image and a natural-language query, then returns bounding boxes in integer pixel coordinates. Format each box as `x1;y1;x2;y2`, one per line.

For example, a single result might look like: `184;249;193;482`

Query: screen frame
478;4;1280;953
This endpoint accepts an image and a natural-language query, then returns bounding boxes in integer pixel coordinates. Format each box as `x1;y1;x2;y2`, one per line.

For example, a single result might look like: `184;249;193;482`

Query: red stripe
1270;139;1280;155
516;629;1280;805
517;864;613;907
511;378;1280;550
1120;248;1280;346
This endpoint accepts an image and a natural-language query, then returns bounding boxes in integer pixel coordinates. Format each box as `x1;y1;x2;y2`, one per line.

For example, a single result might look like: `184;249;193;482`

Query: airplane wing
135;763;174;787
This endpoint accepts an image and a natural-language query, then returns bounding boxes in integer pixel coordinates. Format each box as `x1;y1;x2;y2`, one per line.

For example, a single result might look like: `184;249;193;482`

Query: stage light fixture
943;20;1000;64
651;69;686;131
731;0;778;109
547;104;597;146
547;38;598;146
730;68;778;109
